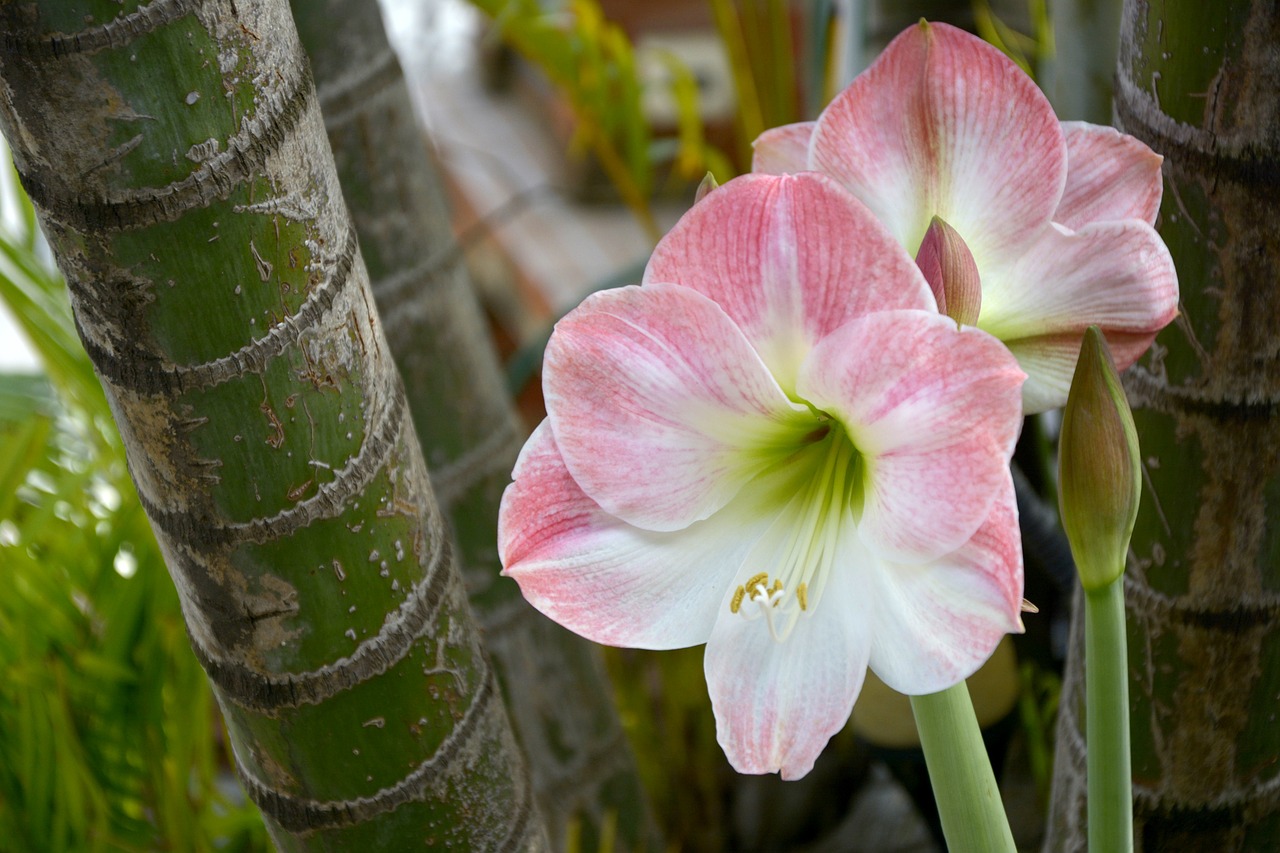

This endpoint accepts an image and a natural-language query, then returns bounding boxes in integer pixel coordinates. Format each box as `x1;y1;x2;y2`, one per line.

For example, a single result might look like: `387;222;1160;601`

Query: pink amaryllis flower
499;173;1027;779
754;21;1179;413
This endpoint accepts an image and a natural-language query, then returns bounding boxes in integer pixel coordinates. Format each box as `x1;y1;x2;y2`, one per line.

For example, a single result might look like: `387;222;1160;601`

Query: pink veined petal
644;172;934;392
809;21;1067;265
1007;329;1160;416
704;537;871;781
545;282;808;533
1056;122;1164;230
798;310;1025;563
751;121;816;174
867;470;1025;695
979;220;1178;412
499;422;771;649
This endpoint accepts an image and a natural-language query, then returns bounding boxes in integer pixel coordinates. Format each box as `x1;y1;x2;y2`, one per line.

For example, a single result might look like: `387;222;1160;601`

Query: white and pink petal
704;534;871;780
643;172;934;392
798;310;1025;564
751;121;815;175
1056;122;1164;230
866;471;1025;695
499;422;771;649
1006;329;1161;416
978;220;1178;412
809;21;1067;264
545;282;809;533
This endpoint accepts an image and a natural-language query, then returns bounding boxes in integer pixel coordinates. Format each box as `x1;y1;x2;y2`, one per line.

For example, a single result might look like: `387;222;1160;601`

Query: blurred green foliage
471;0;735;239
0;159;268;852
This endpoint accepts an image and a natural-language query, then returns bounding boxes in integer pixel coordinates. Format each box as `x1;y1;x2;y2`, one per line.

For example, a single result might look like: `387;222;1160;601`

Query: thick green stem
910;682;1016;853
1085;578;1133;853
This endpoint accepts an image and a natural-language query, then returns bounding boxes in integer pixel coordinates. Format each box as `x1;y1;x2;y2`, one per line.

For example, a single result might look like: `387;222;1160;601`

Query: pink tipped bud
1058;326;1142;591
694;172;719;205
915;216;982;327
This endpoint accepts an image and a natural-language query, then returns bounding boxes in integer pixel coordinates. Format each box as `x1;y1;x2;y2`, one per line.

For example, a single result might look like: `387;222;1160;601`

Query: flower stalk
910;683;1017;853
1084;577;1133;853
1059;325;1139;852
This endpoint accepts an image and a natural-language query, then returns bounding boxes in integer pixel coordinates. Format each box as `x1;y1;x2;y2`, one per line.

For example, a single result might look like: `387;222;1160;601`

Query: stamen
727;431;859;643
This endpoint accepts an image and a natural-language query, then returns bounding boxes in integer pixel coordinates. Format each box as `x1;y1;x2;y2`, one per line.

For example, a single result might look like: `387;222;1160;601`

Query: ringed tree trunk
1046;2;1280;850
288;1;661;848
0;1;546;849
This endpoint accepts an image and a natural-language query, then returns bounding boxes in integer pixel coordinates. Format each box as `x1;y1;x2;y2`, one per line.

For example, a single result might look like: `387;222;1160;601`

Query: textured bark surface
289;1;660;848
1046;2;1280;850
0;1;544;848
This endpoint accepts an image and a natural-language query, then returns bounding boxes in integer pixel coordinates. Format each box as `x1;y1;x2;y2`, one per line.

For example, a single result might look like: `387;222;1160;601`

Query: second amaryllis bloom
499;173;1026;779
753;21;1179;413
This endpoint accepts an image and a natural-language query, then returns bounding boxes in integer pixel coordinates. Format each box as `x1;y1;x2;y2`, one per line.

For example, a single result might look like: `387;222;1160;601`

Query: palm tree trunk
289;1;660;847
1046;2;1280;849
0;1;546;848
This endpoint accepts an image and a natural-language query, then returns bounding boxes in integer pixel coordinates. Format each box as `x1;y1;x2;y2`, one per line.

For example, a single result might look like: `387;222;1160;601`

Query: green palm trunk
1046;1;1280;849
0;1;545;848
289;1;660;847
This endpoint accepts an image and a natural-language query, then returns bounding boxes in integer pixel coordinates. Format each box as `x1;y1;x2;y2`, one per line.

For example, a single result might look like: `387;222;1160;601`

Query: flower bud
915;215;981;327
694;171;719;205
1058;326;1142;591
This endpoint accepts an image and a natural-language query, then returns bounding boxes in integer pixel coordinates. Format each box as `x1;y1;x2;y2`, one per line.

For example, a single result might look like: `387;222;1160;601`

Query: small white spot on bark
333;559;346;581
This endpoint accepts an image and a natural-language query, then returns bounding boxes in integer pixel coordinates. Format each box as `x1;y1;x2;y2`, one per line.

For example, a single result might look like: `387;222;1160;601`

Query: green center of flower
729;426;862;642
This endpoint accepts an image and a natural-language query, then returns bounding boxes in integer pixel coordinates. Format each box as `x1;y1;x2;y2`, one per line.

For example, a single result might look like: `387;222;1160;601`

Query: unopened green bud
1058;326;1142;591
694;171;719;205
915;215;982;327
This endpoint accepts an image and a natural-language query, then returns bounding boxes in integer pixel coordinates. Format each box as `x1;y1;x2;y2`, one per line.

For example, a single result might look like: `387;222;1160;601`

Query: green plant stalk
910;682;1017;853
289;0;660;847
1084;576;1133;852
0;1;543;848
707;0;765;160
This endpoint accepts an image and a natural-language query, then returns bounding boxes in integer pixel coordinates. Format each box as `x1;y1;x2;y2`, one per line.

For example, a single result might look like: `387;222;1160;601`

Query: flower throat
730;431;861;642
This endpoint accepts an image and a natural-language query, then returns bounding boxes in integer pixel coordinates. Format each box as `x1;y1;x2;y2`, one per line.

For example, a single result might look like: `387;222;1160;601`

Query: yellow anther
744;572;769;595
797;583;808;611
730;585;746;614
